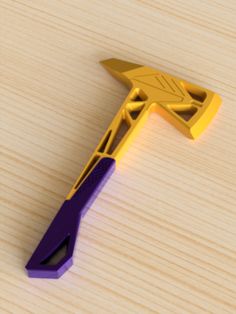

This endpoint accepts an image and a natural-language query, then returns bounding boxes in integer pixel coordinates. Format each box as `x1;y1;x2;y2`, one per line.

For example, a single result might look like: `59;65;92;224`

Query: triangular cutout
75;155;100;189
40;236;70;266
130;89;148;102
181;82;206;103
98;130;112;153
129;103;145;120
132;94;143;102
108;119;130;154
172;106;198;121
187;90;206;103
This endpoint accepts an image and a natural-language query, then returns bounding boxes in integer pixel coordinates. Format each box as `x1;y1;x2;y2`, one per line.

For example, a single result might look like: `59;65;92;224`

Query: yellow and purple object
26;58;221;278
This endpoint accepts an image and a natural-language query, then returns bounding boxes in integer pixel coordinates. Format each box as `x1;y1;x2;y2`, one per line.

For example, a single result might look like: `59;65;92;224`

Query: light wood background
1;1;236;313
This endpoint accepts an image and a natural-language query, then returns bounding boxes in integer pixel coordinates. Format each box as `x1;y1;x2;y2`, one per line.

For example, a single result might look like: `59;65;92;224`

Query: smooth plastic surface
26;157;115;278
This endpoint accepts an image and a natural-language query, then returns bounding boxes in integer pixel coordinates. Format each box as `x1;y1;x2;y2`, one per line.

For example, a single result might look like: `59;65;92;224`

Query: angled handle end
26;158;115;278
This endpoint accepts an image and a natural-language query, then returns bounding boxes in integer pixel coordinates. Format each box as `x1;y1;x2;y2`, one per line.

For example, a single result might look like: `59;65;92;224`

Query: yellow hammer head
101;58;221;139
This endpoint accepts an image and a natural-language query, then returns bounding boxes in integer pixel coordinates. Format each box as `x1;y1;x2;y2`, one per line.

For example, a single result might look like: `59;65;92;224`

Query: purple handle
25;157;115;278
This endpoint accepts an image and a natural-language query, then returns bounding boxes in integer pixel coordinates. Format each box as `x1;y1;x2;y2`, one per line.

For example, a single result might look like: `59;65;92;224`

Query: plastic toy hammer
26;58;221;278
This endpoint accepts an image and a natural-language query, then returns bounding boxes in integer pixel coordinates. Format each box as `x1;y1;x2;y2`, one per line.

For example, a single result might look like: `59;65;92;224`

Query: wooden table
1;1;236;313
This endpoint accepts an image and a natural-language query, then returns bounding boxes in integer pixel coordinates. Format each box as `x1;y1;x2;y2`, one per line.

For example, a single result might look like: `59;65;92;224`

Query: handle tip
25;257;73;279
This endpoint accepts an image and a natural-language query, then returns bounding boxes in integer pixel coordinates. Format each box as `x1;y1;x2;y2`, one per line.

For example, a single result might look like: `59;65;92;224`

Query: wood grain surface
1;1;236;313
